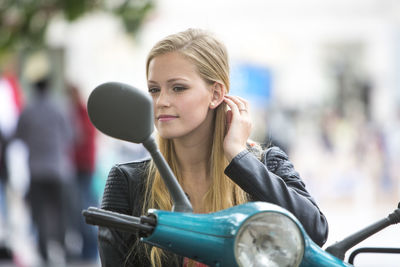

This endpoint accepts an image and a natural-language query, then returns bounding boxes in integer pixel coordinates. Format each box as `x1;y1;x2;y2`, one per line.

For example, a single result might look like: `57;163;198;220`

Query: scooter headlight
234;211;304;267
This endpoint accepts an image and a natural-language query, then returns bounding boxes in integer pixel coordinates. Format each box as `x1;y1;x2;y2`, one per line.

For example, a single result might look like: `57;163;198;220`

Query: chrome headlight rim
234;210;305;267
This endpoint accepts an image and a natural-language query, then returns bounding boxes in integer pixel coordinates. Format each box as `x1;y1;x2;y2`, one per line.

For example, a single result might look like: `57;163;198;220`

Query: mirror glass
87;82;154;143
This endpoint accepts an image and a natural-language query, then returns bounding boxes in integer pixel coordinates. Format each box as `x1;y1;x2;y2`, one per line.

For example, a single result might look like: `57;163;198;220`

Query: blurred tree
0;0;155;55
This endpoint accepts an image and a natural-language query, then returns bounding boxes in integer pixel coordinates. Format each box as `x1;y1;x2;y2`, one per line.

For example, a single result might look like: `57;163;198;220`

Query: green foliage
115;0;154;34
0;0;155;55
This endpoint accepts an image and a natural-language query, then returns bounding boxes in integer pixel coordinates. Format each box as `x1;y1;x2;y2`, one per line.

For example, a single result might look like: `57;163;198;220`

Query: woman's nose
155;89;170;107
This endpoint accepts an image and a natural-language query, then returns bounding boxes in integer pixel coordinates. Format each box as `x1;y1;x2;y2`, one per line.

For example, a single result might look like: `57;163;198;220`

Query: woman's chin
157;131;179;140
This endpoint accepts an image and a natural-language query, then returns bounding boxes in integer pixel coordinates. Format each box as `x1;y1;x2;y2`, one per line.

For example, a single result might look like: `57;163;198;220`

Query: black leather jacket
98;146;329;266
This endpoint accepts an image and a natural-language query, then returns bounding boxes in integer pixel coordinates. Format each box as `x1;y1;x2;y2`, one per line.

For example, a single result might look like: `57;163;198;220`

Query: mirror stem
143;135;193;213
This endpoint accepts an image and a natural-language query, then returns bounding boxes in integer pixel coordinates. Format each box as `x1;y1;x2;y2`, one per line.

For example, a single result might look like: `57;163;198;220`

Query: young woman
98;28;328;267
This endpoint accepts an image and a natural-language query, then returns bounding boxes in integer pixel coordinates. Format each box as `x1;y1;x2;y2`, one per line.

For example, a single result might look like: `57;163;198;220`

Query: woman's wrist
225;146;247;162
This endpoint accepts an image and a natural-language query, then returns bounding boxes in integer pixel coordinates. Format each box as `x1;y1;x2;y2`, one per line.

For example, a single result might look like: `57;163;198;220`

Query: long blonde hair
142;28;249;266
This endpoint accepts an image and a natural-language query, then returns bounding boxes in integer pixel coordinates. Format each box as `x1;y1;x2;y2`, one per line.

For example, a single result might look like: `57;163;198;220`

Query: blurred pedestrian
15;77;74;266
67;83;98;262
0;71;24;260
0;128;9;237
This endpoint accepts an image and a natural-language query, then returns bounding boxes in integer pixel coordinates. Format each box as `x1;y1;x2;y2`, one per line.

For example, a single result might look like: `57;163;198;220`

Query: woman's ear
209;82;225;109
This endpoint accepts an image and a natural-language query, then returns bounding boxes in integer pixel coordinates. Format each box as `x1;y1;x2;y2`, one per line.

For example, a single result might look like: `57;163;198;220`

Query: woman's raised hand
223;95;252;162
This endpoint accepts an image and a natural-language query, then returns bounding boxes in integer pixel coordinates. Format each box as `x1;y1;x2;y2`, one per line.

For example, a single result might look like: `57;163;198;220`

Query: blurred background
0;0;399;266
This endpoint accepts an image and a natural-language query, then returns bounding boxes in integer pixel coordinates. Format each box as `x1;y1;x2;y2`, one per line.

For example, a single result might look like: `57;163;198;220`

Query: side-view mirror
87;82;192;213
87;81;154;143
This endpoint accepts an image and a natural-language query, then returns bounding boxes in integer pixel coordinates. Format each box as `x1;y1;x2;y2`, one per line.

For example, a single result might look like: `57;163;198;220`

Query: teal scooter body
300;233;352;267
142;201;352;267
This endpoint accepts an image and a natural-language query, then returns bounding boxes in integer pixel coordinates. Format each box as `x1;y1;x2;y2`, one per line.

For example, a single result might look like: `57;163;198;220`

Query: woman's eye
148;87;160;94
173;86;187;92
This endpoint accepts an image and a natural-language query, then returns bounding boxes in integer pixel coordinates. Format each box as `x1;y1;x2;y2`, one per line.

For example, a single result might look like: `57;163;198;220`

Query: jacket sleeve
224;147;329;247
97;165;137;267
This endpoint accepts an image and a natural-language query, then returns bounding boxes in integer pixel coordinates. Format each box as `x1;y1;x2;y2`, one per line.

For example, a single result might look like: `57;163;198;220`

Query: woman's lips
157;115;178;122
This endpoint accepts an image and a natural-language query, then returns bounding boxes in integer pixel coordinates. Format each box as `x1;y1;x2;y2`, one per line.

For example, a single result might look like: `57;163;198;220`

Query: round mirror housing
87;82;154;143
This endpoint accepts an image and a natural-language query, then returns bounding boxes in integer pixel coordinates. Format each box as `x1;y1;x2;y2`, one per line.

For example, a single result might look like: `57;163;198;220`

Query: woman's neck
173;135;211;179
173;111;215;180
172;132;213;213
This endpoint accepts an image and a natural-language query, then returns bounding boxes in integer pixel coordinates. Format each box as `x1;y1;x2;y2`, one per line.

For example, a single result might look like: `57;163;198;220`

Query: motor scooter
82;82;400;266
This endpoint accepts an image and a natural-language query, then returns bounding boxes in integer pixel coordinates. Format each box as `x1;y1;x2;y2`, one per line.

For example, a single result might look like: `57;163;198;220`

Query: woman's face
147;52;214;140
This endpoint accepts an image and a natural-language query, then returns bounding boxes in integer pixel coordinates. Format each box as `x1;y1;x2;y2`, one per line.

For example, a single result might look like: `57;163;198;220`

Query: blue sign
230;63;272;107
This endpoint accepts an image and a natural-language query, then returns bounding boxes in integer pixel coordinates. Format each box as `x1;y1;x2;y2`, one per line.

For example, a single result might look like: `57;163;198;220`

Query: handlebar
82;207;156;236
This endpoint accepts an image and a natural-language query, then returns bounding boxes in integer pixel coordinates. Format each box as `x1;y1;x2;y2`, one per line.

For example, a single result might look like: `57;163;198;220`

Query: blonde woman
98;28;328;267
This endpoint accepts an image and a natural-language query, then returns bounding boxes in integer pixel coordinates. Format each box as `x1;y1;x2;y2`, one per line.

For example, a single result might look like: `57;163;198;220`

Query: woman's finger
234;96;249;110
223;96;240;113
225;95;248;110
224;95;249;115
